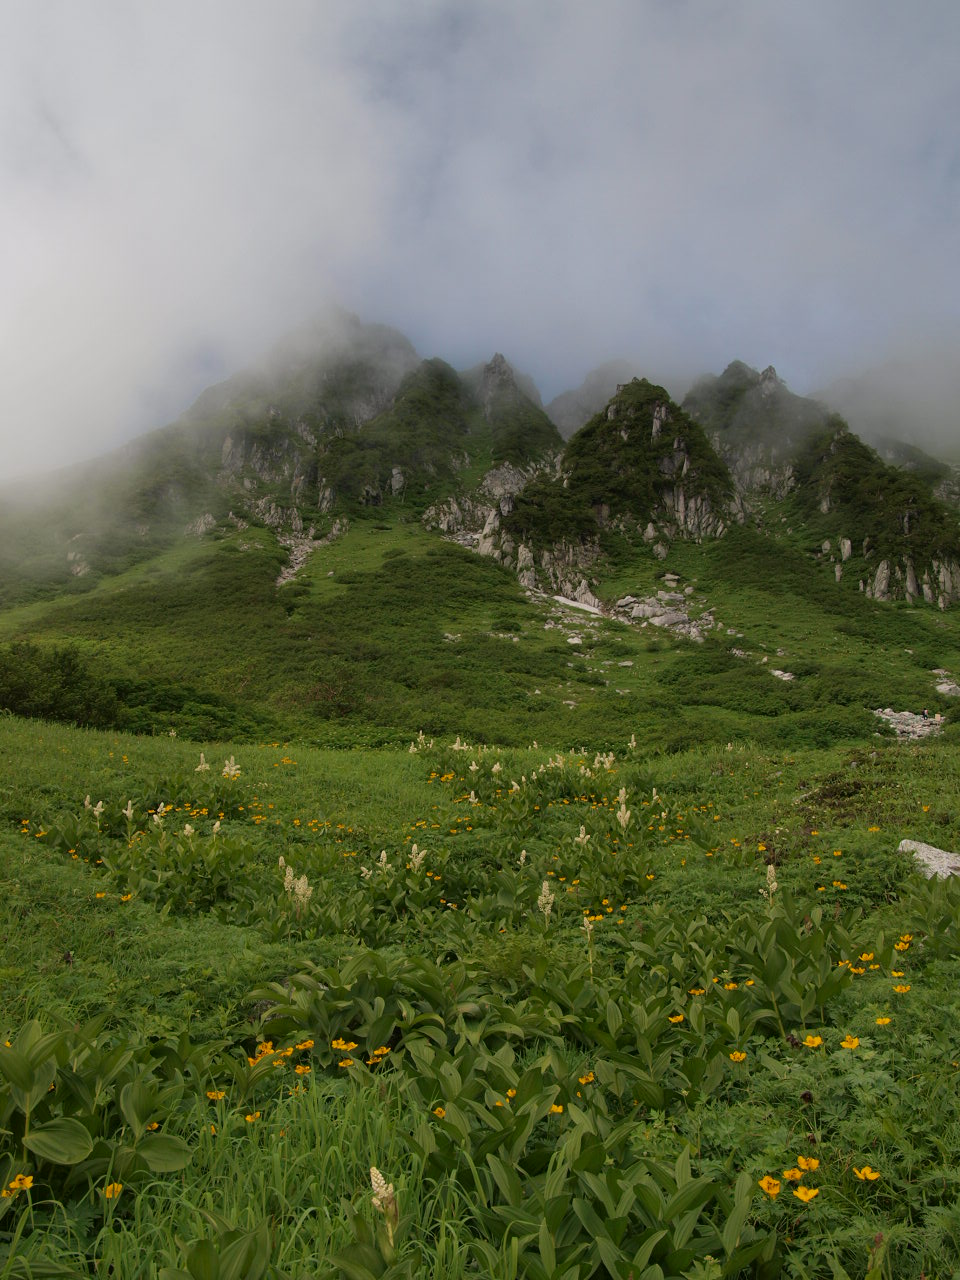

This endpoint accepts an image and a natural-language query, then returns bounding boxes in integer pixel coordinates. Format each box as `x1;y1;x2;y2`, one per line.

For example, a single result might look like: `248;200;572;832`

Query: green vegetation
682;361;826;460
2;718;960;1276
4;327;960;1274
3;500;960;755
506;379;732;550
793;421;960;569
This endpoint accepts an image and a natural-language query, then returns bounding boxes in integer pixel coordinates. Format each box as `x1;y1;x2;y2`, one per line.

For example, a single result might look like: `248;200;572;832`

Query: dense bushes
0;642;120;728
0;641;268;739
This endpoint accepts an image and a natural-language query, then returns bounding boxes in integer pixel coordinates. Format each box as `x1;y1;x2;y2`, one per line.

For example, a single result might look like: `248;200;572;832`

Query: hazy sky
2;1;959;479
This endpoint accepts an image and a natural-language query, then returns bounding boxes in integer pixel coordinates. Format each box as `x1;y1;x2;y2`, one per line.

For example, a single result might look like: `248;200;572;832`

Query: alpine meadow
3;311;960;1280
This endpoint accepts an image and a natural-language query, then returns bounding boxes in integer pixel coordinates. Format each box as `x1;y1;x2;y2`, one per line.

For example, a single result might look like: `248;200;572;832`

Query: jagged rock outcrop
427;379;736;603
185;513;216;537
423;456;599;602
558;379;735;543
66;534;90;577
683;361;826;504
461;352;544;413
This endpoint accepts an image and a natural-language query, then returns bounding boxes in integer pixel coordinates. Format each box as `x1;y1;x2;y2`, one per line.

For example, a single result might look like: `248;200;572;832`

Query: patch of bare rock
610;573;712;643
933;668;960;697
873;708;942;740
898;839;960;878
276;517;347;586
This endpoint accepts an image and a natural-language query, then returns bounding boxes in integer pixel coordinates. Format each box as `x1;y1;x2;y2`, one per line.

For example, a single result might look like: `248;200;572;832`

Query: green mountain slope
3;325;960;751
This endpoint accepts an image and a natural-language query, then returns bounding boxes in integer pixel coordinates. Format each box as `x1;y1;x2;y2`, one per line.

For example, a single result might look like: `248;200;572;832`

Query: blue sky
1;1;959;478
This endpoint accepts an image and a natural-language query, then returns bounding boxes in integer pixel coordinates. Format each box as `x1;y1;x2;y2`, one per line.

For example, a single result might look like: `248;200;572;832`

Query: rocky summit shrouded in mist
1;309;960;746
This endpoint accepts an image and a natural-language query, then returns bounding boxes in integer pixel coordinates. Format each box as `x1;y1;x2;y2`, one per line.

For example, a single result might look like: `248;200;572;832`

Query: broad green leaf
662;1175;715;1222
0;1048;34;1092
487;1153;523;1206
120;1081;156;1138
538;1219;556;1275
629;1229;668;1273
606;999;624;1037
136;1133;193;1172
186;1240;220;1280
23;1116;93;1165
322;1247;381;1280
220;1227;269;1280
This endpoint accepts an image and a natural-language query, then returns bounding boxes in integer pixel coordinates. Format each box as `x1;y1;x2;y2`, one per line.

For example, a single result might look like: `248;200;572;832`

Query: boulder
898;839;960;878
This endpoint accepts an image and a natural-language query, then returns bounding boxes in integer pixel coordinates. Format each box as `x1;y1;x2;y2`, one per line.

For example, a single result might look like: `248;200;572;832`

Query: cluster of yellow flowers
759;1155;821;1201
1;1173;33;1198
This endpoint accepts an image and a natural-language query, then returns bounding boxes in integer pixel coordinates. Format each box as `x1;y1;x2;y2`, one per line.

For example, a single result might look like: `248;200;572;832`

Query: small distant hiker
922;708;929;720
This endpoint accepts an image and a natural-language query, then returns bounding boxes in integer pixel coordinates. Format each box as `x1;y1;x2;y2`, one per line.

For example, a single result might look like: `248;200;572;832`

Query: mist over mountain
546;361;645;438
817;341;960;462
2;5;959;484
2;306;960;753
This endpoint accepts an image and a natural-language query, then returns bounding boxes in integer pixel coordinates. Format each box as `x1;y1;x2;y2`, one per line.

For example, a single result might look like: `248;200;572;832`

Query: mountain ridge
2;315;960;748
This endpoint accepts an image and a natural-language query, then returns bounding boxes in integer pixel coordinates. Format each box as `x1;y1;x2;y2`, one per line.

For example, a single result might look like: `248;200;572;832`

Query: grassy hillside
2;498;960;756
4;327;960;1276
2;717;959;1276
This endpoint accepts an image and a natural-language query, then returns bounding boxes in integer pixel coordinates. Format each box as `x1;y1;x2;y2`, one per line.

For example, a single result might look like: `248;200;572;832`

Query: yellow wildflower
793;1186;819;1202
758;1175;780;1197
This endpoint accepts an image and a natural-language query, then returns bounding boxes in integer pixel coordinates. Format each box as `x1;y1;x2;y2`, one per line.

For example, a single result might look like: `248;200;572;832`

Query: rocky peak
477;353;524;419
759;365;782;397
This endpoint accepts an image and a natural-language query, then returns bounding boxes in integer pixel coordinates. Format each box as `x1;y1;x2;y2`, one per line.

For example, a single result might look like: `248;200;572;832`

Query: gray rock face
873;707;942;739
185;513;216;537
905;558;919;601
66;535;90;576
870;560;891;601
898;839;960;878
933;669;960;697
475;353;541;417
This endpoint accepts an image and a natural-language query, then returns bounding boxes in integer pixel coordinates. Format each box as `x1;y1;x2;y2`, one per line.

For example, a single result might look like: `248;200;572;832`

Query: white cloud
1;0;958;478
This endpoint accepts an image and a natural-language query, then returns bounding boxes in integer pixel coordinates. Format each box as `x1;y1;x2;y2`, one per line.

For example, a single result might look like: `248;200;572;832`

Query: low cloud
2;1;958;479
